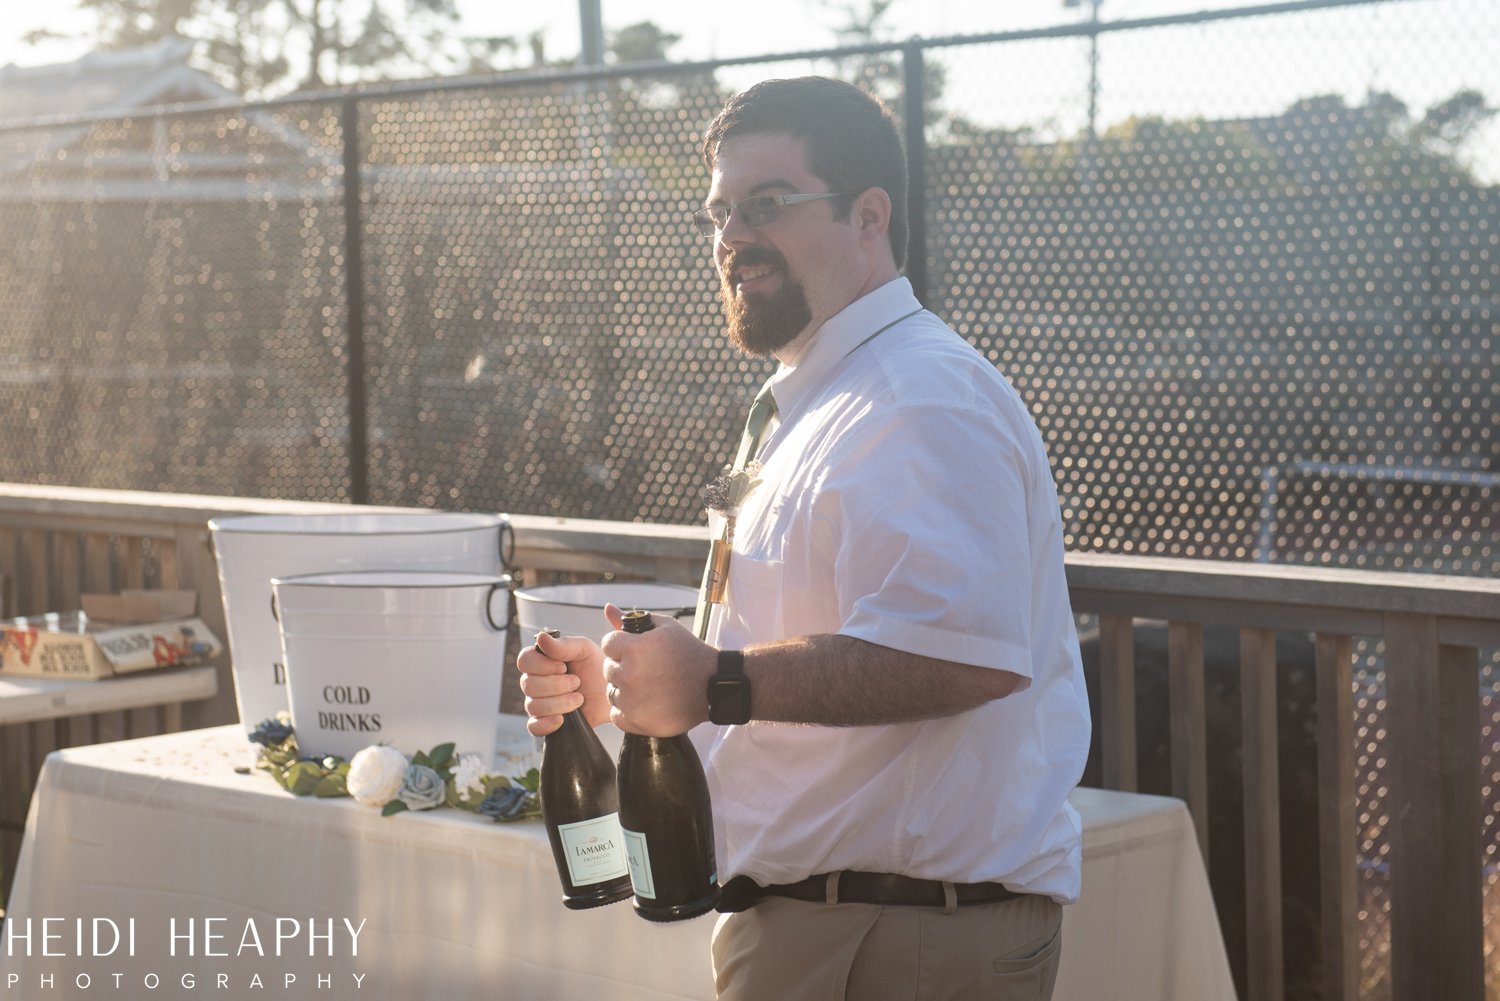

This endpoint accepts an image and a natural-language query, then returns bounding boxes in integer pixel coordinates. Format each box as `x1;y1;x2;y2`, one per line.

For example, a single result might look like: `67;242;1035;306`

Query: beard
717;249;813;357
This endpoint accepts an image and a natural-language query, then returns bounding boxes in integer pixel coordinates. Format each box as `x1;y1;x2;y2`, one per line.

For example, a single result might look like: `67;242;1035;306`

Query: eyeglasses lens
738;197;777;227
692;196;783;236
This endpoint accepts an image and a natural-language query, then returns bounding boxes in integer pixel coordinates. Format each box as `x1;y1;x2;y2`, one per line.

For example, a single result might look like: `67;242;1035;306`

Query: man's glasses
691;192;851;237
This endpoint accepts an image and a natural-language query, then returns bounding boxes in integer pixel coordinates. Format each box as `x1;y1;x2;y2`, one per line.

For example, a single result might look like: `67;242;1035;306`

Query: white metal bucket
210;512;508;736
272;570;511;765
513;582;698;647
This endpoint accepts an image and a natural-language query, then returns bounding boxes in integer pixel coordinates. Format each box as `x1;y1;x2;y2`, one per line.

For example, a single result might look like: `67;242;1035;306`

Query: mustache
719;246;785;283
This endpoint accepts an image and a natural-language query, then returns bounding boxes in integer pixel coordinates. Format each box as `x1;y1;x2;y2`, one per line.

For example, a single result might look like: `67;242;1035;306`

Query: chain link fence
2;0;1498;997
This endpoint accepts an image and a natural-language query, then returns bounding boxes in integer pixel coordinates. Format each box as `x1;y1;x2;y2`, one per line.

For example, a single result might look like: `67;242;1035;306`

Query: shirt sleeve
809;400;1039;679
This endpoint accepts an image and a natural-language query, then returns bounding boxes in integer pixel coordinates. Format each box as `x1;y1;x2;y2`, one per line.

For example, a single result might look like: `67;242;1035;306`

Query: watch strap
709;649;751;725
715;648;745;678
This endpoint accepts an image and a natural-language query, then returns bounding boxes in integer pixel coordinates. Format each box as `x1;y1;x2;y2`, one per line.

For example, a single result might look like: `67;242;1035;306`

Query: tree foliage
601;21;727;195
818;0;947;127
72;0;543;97
609;21;682;66
933;88;1496;194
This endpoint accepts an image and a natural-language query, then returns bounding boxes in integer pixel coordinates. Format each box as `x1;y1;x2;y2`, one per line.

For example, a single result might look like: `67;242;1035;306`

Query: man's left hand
599;603;716;736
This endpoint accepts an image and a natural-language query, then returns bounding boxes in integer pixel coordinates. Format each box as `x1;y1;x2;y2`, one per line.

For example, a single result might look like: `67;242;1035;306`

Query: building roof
0;37;235;127
0;37;340;199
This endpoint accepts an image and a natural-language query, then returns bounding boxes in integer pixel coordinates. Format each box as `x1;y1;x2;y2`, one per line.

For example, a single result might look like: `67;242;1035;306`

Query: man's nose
717;207;759;248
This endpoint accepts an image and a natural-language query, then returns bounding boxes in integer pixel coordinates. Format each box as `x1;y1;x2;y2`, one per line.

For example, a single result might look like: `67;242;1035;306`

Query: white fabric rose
451;753;489;799
346;745;409;807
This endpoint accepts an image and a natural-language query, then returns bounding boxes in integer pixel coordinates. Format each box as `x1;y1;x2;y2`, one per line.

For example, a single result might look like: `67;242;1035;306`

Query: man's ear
852;186;892;248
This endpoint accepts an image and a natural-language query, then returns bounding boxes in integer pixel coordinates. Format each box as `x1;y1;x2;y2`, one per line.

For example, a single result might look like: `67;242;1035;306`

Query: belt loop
824;871;841;905
941;881;958;915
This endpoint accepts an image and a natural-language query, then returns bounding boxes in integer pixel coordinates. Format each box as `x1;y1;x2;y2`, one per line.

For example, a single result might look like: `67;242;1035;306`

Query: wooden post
1241;626;1283;1001
0;527;14;618
83;534;113;593
1315;633;1357;1001
20;529;48;616
1384;613;1483;1001
1169;620;1209;860
55;533;81;615
1100;614;1137;791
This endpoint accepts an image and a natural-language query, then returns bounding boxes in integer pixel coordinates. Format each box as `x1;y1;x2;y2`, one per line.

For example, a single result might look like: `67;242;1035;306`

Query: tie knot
735;383;778;469
751;383;777;416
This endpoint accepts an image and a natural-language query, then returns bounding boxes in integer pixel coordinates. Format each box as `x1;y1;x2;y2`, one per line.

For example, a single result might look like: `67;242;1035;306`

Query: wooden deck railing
3;483;1498;1001
1067;555;1500;1001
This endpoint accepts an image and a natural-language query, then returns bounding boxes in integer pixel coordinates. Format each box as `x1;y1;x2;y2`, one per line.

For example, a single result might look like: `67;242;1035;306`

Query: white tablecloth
5;727;1235;1000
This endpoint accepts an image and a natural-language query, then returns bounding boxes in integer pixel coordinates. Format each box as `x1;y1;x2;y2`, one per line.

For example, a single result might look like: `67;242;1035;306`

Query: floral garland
247;713;540;822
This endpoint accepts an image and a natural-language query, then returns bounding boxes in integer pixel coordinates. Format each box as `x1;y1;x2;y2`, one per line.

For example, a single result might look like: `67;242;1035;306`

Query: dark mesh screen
3;3;1494;551
1;2;1498;997
0;103;350;498
354;76;756;519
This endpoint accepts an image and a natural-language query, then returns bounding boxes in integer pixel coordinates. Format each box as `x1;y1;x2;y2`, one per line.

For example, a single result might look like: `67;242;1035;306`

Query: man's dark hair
701;77;908;270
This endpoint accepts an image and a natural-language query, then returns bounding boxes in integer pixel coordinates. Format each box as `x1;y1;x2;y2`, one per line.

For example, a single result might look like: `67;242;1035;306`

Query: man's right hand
518;629;611;736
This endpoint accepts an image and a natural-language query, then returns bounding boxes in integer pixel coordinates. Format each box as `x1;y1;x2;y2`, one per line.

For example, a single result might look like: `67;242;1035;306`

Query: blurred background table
0;667;217;728
5;726;1235;1000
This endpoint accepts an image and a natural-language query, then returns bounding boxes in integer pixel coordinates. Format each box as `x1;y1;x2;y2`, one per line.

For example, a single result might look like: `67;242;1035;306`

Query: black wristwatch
708;649;752;725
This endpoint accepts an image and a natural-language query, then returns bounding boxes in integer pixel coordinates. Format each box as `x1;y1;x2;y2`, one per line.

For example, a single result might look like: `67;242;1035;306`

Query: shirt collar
766;276;920;417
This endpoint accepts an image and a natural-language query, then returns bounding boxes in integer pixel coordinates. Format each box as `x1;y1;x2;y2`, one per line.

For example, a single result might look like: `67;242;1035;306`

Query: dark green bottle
616;609;722;921
539;630;633;910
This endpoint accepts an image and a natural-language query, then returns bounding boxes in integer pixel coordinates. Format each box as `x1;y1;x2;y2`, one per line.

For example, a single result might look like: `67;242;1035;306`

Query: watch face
709;676;752;725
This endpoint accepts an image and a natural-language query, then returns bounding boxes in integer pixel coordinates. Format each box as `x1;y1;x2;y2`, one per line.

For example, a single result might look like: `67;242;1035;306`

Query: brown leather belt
717;871;1026;913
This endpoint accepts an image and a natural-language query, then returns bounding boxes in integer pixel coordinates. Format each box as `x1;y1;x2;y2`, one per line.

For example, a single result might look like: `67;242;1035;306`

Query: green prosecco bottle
539;630;633;910
615;609;722;921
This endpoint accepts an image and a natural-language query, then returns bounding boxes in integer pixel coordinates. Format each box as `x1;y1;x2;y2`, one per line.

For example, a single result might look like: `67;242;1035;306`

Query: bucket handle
670;606;695;623
486;576;515;632
498;516;516;572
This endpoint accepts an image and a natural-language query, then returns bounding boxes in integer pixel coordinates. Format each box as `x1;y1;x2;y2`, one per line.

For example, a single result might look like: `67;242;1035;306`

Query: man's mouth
732;264;778;294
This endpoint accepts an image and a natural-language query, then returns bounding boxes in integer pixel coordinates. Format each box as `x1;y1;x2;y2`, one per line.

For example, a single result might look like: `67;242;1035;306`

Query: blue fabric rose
478;785;531;821
248;716;294;747
397;764;446;811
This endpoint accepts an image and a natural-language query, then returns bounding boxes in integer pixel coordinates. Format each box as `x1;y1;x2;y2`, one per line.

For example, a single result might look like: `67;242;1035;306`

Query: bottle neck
551;706;590;738
620;609;662;743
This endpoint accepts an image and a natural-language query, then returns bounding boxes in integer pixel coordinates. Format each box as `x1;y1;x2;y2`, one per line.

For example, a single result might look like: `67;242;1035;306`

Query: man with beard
519;77;1089;1001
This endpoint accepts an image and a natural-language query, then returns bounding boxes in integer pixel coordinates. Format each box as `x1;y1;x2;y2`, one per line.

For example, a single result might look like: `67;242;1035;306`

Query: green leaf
381;799;409;817
517;767;540;793
313;774;348;798
287;762;324;797
428;743;456;769
411;750;431;768
260;746;297;768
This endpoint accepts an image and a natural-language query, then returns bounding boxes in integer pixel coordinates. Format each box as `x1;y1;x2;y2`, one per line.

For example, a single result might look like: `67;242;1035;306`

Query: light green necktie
733;382;779;470
694;383;778;639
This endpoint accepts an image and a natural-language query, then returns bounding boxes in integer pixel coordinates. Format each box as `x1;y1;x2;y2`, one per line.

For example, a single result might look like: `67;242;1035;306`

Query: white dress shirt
700;276;1091;903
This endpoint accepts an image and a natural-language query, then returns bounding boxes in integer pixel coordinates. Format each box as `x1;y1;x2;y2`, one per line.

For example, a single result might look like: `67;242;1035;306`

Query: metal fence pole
340;96;370;505
901;42;929;307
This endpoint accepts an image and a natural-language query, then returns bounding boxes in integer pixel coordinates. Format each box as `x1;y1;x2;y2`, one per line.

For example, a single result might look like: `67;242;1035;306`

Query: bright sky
2;0;1496;180
0;0;1333;71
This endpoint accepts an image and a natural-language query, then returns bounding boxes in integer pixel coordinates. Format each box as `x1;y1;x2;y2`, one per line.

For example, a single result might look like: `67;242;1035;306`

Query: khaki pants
711;892;1062;1000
